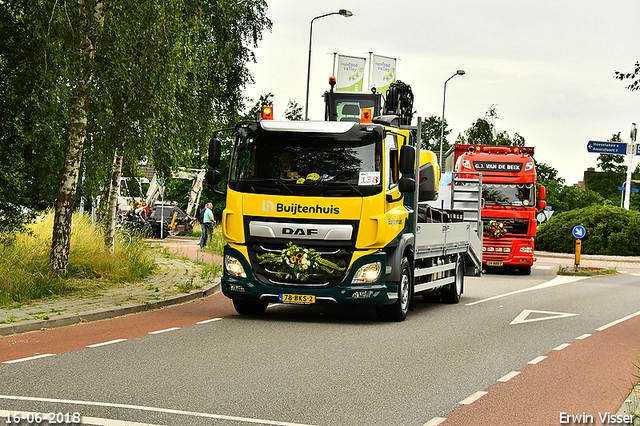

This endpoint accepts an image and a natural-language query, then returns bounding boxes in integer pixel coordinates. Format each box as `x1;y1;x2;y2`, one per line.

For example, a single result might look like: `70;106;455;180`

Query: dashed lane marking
497;371;520;382
87;339;127;348
459;391;487;405
196;318;222;324
595;310;640;331
528;356;547;365
0;395;318;426
553;343;571;351
2;354;54;364
148;327;180;335
576;333;591;340
422;417;447;426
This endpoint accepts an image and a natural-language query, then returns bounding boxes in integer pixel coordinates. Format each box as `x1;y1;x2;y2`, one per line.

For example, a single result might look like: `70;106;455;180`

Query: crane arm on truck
144;168;206;219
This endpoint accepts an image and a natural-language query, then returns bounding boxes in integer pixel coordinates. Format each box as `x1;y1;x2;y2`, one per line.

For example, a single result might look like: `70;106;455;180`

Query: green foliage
420;115;449;152
536;205;640;255
284;100;303;121
614;61;640;92
456;105;524;147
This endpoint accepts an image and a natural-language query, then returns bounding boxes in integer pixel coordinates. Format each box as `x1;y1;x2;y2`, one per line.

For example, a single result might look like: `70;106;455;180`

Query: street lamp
439;70;465;170
304;9;353;120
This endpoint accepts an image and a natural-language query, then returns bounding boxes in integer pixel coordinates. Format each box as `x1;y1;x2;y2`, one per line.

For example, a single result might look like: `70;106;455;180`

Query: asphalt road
1;263;639;426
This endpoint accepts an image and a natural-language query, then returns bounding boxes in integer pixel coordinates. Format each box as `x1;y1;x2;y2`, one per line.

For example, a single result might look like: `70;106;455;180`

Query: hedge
536;205;640;255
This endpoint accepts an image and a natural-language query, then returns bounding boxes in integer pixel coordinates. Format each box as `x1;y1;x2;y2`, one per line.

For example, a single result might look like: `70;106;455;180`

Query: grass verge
0;210;155;306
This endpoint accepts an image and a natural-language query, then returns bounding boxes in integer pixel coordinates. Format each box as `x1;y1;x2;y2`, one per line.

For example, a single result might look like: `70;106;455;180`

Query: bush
536;205;640;255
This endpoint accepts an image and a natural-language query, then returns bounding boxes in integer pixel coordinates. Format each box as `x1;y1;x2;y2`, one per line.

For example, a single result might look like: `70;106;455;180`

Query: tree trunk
49;0;101;276
50;90;89;275
104;147;124;253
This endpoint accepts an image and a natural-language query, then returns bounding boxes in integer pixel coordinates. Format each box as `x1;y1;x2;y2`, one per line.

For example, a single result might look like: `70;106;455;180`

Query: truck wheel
233;299;268;315
442;255;463;304
518;265;532;275
376;257;412;322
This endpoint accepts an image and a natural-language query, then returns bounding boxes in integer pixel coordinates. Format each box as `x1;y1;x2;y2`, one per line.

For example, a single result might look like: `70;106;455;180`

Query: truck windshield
482;183;534;207
229;132;383;196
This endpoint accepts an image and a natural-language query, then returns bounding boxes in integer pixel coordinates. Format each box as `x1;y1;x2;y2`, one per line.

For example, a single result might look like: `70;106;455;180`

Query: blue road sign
618;187;639;193
587;141;627;154
572;225;586;239
636;144;640;156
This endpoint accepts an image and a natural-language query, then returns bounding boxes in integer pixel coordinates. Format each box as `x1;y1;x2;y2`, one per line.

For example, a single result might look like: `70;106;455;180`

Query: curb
0;281;220;337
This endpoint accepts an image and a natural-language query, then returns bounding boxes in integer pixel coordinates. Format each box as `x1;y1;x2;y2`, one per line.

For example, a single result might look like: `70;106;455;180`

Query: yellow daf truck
206;110;482;321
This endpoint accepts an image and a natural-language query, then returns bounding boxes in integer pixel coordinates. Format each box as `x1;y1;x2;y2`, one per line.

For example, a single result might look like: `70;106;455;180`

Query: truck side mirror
208;138;221;168
398;177;415;193
205;169;220;188
538;200;547;210
538;185;546;200
399;145;416;175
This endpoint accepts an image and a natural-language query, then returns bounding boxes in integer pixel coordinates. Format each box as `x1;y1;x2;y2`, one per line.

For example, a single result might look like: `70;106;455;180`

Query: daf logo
282;227;318;236
262;200;274;212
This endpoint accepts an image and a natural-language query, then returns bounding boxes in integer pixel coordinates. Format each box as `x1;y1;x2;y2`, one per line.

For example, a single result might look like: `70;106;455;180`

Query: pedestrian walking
199;202;215;249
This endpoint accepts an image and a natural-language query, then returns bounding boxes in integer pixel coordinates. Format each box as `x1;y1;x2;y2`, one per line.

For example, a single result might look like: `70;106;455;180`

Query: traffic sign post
587;124;637;210
572;225;585;271
586;141;628;154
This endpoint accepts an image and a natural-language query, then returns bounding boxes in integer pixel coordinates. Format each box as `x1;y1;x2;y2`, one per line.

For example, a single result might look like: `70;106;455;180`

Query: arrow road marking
510;309;579;325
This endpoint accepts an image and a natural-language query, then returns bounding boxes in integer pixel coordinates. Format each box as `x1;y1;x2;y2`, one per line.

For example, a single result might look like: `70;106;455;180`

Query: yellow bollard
574;239;582;272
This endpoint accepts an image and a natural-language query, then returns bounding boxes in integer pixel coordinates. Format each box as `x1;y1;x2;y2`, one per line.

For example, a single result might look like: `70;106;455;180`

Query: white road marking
510;309;579;325
534;265;551;270
87;339;127;348
0;411;165;426
0;395;318;426
196;318;222;324
459;391;487;405
553;343;571;351
2;354;54;364
466;275;589;306
497;371;520;382
422;417;447;426
576;333;591;340
148;327;180;335
595;310;640;331
528;356;547;365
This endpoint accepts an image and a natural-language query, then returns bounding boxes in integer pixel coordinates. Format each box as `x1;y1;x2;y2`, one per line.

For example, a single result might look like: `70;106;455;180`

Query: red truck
446;144;546;275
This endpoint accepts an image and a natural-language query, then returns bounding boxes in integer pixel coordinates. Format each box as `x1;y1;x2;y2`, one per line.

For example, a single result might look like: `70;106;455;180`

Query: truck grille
482;218;529;235
483;238;512;261
248;243;352;288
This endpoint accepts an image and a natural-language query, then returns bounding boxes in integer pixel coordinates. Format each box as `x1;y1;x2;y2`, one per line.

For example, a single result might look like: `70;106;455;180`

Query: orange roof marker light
262;106;274;120
361;108;373;123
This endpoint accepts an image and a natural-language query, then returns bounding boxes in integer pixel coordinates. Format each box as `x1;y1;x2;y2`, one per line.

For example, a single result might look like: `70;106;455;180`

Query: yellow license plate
487;261;503;266
279;294;315;304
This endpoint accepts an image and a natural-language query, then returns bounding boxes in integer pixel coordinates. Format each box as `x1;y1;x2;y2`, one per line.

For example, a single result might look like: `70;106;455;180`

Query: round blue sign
572;225;586;239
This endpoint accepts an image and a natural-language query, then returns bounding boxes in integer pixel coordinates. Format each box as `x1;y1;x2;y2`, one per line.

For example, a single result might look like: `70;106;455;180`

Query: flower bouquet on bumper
257;242;344;281
485;220;507;238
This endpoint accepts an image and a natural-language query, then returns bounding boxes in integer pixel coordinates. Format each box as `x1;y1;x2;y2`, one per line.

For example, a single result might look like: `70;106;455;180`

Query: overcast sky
244;0;640;185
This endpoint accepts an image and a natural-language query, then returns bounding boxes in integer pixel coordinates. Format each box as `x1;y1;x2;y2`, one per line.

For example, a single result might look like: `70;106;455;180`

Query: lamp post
438;70;465;170
304;9;353;121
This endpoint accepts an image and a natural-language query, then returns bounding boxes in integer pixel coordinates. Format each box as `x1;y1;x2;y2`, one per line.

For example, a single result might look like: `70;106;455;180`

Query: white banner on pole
335;55;366;92
370;54;396;94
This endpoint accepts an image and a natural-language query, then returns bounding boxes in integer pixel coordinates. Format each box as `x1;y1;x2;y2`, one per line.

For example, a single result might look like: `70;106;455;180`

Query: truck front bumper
221;247;398;306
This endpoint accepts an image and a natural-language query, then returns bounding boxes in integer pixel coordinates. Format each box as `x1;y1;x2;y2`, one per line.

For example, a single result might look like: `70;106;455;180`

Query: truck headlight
462;159;471;169
524;162;534;171
352;262;382;284
225;255;247;278
520;247;533;253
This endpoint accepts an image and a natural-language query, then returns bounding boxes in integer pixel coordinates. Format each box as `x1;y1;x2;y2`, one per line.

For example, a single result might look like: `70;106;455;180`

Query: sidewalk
0;238;222;336
536;250;640;270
